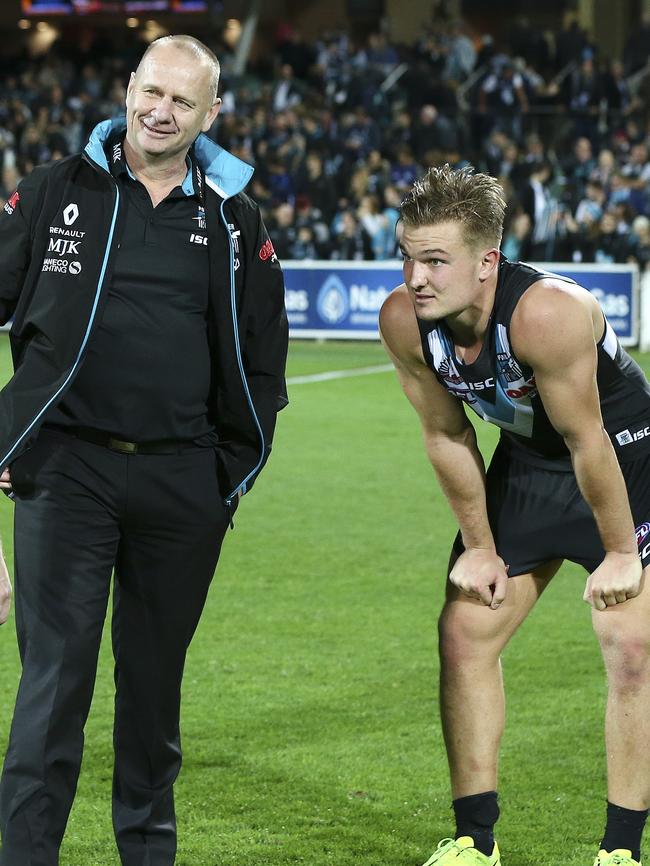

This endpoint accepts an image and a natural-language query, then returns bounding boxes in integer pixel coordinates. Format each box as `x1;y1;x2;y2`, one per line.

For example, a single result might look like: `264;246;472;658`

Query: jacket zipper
219;198;266;509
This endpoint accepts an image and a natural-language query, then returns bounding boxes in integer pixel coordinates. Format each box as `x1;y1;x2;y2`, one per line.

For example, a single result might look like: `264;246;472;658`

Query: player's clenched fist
583;551;643;610
449;547;509;609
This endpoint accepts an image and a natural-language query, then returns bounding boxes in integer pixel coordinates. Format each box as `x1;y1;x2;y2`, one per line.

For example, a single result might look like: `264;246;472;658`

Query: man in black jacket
0;35;288;865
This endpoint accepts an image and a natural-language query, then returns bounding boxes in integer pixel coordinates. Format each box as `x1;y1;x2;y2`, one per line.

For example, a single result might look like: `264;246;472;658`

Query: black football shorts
453;443;650;576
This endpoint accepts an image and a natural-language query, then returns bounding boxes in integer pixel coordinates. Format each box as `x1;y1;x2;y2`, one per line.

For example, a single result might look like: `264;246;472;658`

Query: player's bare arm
511;280;642;610
380;286;508;608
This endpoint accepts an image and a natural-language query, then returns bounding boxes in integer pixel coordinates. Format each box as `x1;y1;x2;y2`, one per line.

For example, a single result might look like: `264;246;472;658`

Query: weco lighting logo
317;275;349;325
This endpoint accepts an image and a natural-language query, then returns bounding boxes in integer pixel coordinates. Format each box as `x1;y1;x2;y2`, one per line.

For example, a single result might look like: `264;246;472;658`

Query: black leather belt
43;425;195;455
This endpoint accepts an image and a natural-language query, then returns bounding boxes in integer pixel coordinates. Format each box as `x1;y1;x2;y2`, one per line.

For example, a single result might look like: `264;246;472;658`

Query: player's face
125;45;221;165
399;220;493;321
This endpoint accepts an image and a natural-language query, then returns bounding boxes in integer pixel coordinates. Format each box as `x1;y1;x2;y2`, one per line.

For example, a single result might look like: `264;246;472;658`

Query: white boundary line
287;364;393;385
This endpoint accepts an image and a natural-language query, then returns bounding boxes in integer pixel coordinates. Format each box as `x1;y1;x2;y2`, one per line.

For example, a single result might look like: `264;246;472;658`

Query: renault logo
63;203;79;226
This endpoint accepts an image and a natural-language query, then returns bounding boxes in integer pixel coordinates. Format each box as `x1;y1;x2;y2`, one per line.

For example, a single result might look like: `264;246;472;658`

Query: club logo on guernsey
438;356;463;386
427;323;536;438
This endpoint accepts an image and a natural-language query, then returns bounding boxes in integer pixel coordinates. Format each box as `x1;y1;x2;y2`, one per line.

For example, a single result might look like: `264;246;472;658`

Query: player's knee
599;629;650;692
438;605;501;668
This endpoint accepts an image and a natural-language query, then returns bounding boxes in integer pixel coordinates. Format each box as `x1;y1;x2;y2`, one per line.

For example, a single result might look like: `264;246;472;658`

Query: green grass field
0;336;649;866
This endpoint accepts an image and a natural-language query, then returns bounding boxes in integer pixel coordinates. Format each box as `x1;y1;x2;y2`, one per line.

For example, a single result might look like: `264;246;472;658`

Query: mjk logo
48;238;81;256
63;203;79;226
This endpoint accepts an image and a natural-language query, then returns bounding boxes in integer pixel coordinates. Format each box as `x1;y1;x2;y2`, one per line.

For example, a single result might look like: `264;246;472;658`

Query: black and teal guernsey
416;257;650;469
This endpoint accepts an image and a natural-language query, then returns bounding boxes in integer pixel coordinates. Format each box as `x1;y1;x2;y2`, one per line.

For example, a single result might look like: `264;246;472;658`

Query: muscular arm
380;287;508;607
512;282;641;609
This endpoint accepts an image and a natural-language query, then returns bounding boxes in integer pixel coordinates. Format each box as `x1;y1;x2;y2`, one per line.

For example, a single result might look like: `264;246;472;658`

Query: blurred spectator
288;225;323;260
621;142;650;214
366;32;399;75
442;20;477;83
502;211;532;261
357;194;392;259
295;151;338;222
575;178;606;226
331;210;374;260
590;148;618;191
272;64;304;112
390;145;420;191
564;51;603;141
478;59;529;141
630;215;650;270
269;202;297;260
602;59;637;127
519;161;559;261
592;211;634;263
563;136;597;209
412;104;458;163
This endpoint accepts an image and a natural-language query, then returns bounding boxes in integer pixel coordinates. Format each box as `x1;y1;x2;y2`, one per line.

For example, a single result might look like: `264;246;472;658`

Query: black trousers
0;429;231;866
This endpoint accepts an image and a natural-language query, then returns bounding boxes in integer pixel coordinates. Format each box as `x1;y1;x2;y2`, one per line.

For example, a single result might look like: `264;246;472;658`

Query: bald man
0;35;287;865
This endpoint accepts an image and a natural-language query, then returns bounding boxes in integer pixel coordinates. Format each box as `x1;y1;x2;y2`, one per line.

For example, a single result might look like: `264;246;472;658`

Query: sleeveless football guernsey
416;257;650;469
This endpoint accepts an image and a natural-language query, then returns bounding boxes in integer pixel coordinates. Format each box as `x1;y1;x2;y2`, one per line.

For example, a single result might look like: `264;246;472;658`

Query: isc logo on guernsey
616;426;650;446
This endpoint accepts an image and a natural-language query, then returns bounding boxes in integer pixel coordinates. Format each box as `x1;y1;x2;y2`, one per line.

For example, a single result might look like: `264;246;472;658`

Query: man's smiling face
125;43;220;166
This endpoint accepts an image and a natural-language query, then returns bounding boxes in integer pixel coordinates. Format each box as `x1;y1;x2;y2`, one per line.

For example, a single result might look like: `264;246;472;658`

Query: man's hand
583;552;643;611
0;551;11;624
0;467;11;492
449;547;509;609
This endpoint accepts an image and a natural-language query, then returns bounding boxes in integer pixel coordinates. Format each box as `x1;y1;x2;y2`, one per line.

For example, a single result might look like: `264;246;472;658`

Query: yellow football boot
594;850;641;866
421;836;501;866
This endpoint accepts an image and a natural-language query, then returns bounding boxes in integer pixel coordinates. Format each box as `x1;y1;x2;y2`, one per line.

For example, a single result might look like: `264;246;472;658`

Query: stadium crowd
1;11;650;266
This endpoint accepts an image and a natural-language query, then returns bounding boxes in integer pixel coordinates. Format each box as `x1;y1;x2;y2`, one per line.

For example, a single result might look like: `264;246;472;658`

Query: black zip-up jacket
0;119;288;505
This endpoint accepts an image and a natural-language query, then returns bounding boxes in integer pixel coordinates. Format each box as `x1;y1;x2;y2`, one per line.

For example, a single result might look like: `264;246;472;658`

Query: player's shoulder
513;276;599;333
379;284;417;340
380;282;411;323
379;284;426;365
511;277;602;362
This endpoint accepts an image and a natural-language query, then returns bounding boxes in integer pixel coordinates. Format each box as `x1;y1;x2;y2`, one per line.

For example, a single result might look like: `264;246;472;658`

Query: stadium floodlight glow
18;18;31;28
126;16;139;26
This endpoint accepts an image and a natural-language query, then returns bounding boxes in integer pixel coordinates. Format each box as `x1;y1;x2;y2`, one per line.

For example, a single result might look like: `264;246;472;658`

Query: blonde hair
400;164;506;248
139;35;220;103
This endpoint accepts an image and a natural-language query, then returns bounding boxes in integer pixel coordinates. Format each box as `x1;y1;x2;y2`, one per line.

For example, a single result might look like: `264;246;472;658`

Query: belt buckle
108;437;138;454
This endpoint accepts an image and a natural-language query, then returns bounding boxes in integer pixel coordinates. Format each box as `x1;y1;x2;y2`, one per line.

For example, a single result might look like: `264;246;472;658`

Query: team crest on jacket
259;239;277;263
4;191;19;216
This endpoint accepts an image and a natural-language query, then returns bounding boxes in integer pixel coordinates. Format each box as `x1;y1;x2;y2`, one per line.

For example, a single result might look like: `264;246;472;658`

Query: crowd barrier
283;261;642;348
0;262;644;350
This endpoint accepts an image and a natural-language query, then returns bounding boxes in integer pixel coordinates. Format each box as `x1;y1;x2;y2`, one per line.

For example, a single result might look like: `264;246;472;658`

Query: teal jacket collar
84;118;254;200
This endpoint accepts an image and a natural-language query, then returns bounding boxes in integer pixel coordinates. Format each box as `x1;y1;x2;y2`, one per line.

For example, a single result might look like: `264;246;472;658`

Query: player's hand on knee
0;551;12;625
0;467;11;491
583;552;643;611
449;548;509;609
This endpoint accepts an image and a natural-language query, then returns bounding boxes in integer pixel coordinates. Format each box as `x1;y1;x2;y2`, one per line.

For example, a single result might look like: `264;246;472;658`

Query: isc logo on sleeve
189;233;208;246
